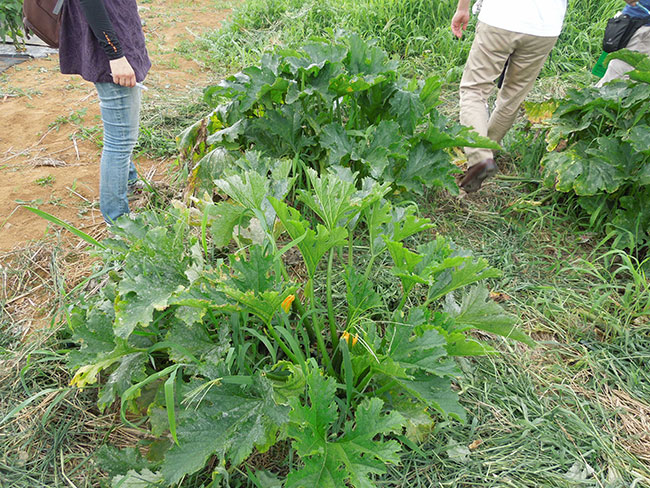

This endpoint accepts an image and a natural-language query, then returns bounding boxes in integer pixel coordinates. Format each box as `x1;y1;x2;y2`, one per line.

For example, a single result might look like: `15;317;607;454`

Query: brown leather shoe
459;158;497;193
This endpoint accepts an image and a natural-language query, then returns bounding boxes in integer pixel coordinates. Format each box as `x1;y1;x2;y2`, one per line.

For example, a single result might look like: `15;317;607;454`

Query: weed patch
135;91;211;159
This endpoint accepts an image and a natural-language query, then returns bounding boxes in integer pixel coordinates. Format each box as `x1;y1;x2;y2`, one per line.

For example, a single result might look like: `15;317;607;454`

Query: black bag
603;13;648;53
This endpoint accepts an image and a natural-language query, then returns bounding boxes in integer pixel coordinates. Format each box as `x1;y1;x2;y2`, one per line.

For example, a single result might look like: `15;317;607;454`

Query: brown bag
23;0;64;48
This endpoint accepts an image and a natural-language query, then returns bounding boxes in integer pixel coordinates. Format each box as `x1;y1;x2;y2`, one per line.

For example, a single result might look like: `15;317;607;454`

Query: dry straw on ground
574;384;650;464
1;236;101;333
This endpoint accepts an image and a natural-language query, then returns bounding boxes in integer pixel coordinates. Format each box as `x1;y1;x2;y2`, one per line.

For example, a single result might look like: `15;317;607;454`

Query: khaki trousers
460;22;558;165
597;25;650;86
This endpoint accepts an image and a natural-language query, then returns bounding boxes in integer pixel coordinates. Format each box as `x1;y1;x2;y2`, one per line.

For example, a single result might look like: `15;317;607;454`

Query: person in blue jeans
58;0;151;223
598;0;650;85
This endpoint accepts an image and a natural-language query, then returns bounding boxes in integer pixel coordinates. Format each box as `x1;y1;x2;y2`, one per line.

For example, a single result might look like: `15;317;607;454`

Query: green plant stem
355;366;373;392
348;236;354;269
201;204;209;260
373;379;397;397
256;209;278;255
397;293;408;311
336;97;342;125
265;320;299;364
305;278;335;376
293;299;317;343
326;249;338;348
363;253;377;280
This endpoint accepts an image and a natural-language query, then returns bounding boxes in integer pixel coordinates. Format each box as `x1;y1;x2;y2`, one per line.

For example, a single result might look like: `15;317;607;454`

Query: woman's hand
109;57;136;87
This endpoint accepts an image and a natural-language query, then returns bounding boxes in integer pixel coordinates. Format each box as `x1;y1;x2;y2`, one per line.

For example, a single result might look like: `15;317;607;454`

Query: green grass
35;175;55;187
0;330;128;488
377;344;650;486
48;109;88;131
179;0;622;81
389;182;650;486
177;0;466;78
135;90;212;159
0;240;110;487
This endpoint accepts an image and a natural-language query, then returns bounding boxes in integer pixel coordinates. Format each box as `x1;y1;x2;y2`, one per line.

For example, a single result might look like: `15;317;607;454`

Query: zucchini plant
178;34;497;198
67;156;531;487
531;50;650;256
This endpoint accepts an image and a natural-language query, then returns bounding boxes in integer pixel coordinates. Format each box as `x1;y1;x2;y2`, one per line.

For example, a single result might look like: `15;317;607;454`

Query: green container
592;51;608;78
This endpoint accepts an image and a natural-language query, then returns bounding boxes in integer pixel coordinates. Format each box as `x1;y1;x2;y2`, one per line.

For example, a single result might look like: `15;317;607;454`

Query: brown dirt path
0;0;231;252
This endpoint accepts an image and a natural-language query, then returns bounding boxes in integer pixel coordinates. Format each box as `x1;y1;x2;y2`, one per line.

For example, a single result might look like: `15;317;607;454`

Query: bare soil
0;0;231;252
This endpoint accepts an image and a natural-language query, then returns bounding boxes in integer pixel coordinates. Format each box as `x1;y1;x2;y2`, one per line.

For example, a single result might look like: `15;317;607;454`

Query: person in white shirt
451;0;568;192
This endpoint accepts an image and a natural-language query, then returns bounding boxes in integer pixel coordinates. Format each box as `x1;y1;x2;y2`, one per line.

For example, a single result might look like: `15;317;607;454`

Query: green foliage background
181;0;620;80
180;34;498;199
0;0;24;46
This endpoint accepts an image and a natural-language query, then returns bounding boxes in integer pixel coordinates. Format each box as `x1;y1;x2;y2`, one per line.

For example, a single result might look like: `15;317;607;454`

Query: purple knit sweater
59;0;151;83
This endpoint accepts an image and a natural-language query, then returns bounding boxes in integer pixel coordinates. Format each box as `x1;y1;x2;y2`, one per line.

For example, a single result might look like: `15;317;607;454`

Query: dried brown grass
1;235;100;336
573;384;650;464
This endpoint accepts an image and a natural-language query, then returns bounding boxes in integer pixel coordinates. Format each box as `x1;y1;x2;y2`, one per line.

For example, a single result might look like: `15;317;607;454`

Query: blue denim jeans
95;82;141;223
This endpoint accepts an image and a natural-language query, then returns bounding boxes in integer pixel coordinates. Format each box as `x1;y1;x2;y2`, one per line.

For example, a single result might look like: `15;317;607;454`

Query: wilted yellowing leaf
524;100;558;124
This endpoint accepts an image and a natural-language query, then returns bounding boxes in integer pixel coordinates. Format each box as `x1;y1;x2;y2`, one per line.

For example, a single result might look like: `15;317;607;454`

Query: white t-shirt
478;0;568;37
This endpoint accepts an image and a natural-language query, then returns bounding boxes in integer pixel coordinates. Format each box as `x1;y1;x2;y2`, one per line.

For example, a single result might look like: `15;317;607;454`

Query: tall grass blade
24;206;106;249
165;367;180;446
0;388;63;427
